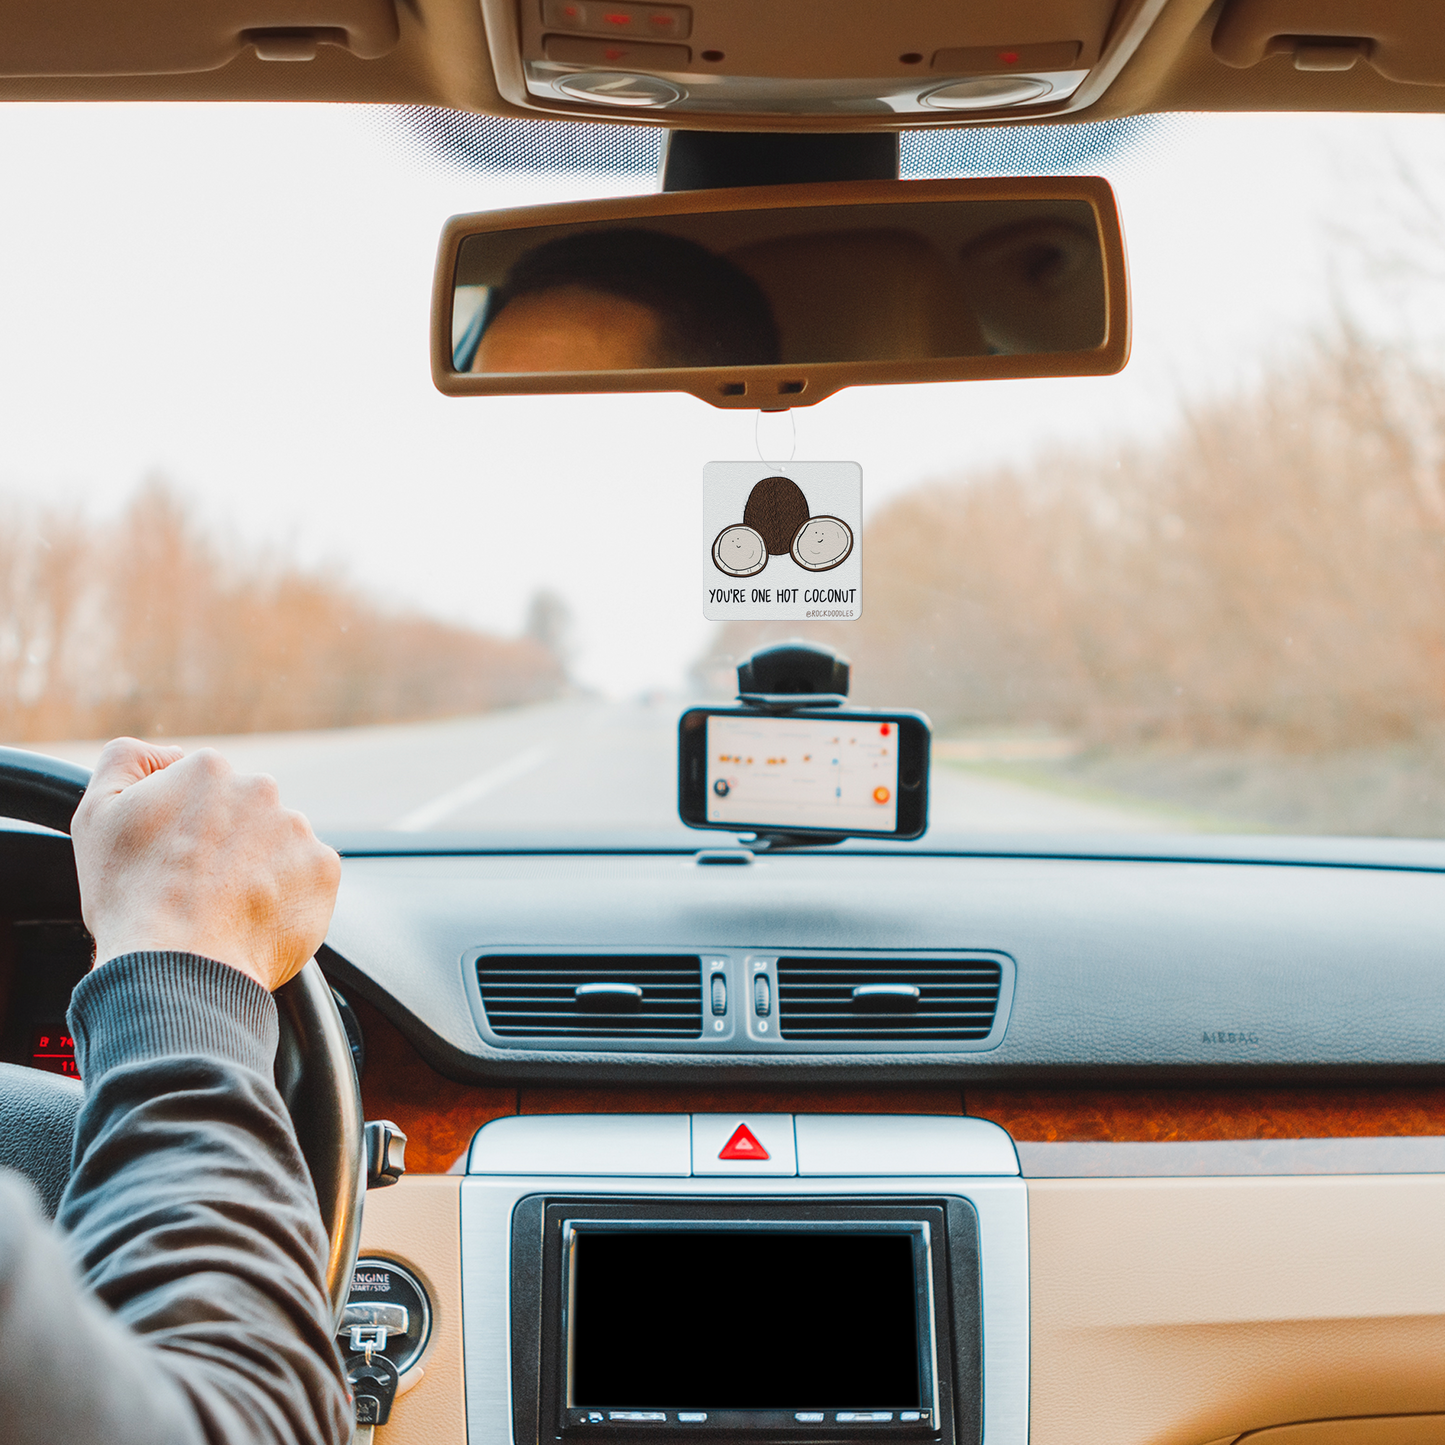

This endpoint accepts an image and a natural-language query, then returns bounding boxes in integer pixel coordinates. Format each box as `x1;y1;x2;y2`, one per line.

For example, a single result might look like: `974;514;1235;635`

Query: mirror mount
736;639;850;702
662;131;899;192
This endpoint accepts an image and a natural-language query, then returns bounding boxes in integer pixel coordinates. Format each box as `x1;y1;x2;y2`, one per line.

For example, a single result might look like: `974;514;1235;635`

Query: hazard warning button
719;1123;769;1160
691;1114;796;1175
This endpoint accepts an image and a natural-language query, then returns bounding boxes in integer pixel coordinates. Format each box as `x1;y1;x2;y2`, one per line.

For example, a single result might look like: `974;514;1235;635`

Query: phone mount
734;640;850;851
736;639;849;711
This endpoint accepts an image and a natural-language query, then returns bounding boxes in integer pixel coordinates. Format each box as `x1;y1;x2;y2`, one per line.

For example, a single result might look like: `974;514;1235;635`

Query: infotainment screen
560;1223;937;1429
511;1198;978;1445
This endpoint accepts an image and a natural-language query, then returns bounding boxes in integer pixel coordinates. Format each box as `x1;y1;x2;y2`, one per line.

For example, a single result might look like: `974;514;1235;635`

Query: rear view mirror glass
432;177;1128;408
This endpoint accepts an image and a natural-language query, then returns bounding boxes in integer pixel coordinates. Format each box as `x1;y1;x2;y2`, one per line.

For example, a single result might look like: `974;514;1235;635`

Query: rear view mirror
431;176;1128;409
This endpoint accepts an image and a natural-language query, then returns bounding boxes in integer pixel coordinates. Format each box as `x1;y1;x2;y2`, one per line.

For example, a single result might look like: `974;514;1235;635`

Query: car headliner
0;0;1437;128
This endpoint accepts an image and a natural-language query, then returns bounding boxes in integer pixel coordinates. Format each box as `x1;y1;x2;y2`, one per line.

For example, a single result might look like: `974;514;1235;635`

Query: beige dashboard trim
1019;1137;1445;1177
351;1164;1445;1445
358;1175;466;1445
1030;1176;1445;1445
1240;1417;1445;1445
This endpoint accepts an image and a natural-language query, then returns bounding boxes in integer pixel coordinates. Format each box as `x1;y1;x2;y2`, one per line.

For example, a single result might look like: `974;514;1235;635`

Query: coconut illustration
790;514;854;572
712;523;768;577
743;475;811;555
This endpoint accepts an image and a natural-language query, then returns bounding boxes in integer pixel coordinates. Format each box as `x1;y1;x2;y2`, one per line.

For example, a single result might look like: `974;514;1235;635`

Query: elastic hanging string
754;409;796;464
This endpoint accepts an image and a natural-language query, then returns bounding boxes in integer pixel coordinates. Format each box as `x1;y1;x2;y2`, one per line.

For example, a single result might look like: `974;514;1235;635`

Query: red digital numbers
30;1026;78;1077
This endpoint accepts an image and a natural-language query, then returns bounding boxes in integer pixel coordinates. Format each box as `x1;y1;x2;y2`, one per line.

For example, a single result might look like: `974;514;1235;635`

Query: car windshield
3;105;1443;841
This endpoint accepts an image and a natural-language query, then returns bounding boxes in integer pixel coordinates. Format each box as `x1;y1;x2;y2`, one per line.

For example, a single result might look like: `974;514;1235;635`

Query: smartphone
678;707;930;840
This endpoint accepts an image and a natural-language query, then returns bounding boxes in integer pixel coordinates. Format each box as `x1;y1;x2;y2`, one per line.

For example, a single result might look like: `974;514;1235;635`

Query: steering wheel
0;746;365;1325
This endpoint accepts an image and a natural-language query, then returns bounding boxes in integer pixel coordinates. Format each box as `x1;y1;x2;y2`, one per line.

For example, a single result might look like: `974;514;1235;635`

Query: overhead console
483;0;1172;122
459;1115;1028;1445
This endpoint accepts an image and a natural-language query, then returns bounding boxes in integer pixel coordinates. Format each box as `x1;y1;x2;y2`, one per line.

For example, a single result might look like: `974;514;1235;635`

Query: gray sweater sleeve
0;952;353;1445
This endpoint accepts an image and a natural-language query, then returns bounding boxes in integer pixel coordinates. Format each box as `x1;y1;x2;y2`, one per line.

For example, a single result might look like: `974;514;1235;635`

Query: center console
460;1115;1028;1445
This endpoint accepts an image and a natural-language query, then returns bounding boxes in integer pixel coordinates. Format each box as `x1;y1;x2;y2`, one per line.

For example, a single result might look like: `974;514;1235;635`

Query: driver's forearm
29;952;352;1445
0;1169;199;1443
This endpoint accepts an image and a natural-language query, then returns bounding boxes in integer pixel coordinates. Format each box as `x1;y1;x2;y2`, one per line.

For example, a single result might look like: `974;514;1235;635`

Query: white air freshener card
703;460;862;622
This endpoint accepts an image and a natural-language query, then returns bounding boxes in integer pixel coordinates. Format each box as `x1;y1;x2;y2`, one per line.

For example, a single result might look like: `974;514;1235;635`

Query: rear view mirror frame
430;175;1129;409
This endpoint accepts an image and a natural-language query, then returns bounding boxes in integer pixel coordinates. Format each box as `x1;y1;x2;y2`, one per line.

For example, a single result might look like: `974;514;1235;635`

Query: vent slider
575;982;644;1011
852;983;921;1009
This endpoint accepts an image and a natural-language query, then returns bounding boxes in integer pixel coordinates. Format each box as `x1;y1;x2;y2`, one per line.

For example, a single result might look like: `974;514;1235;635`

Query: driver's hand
71;737;341;993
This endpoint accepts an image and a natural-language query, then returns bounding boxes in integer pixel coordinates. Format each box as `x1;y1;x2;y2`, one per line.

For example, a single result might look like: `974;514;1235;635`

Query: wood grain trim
967;1085;1445;1143
354;998;1445;1168
353;996;515;1173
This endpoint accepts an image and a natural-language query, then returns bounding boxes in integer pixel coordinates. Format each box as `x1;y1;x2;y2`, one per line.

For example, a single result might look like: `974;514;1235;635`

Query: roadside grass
937;755;1254;834
948;742;1445;838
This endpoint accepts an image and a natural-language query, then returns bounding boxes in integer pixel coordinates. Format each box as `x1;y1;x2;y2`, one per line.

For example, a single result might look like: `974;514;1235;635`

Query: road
20;698;1181;837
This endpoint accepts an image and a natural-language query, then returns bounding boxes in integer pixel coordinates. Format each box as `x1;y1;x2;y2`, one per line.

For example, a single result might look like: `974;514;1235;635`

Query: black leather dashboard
311;836;1445;1084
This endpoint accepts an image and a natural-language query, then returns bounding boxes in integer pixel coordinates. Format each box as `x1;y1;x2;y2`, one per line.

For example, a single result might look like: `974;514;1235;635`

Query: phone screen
705;713;901;833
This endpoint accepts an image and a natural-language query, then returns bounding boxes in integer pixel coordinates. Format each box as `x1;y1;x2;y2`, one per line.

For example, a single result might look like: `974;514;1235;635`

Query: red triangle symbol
719;1123;770;1161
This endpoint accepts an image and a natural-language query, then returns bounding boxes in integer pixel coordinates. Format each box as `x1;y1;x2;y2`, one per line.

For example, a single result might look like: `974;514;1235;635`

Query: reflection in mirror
452;199;1107;375
456;229;781;373
959;220;1107;354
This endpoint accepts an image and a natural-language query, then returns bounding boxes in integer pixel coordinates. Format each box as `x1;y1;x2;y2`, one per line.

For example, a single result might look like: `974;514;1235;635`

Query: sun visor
1213;0;1445;83
0;0;399;76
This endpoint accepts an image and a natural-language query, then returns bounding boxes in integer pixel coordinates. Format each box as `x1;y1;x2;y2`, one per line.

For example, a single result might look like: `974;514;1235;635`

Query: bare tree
0;479;568;743
704;328;1445;751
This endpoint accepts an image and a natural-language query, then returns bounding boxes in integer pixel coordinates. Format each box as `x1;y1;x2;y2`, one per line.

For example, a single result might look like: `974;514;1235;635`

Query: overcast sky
1;105;1444;695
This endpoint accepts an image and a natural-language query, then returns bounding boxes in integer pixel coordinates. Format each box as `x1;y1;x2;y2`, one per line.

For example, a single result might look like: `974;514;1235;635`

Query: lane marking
389;745;551;831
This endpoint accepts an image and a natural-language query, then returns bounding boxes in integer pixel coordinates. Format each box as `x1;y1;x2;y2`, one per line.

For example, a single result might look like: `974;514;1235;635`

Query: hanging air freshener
703;459;862;622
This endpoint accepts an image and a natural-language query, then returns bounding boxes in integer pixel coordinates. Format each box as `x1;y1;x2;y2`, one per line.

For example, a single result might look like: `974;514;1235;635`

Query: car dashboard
5;827;1445;1445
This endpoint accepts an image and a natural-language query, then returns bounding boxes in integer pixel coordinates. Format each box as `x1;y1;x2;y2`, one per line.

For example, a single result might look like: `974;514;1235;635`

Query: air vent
477;955;703;1039
777;956;1002;1042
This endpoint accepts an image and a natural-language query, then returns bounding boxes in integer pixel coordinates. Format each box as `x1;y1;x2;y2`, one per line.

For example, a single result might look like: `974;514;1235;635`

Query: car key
346;1352;399;1430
